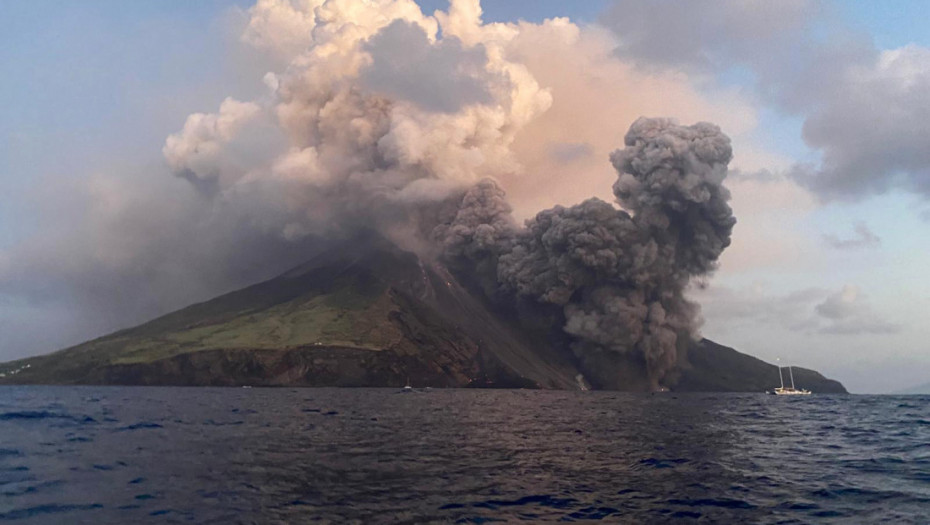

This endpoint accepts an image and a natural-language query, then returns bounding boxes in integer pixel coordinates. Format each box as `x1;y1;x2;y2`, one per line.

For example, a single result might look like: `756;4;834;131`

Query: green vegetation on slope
0;261;406;382
111;286;401;365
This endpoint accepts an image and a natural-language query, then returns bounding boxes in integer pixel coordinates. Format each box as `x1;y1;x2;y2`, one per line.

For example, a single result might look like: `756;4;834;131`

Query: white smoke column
164;0;551;243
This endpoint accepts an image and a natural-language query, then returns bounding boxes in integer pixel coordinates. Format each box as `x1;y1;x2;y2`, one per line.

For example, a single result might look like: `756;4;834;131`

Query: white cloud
822;222;880;250
162;97;268;191
602;0;930;203
694;283;900;336
602;0;817;75
798;44;930;199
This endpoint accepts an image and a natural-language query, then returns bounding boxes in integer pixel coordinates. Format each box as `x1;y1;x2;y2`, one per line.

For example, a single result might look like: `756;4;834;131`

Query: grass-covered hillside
0;237;581;388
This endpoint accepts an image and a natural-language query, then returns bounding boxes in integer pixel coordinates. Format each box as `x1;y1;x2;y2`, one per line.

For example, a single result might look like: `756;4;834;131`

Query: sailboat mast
778;365;784;389
788;366;796;389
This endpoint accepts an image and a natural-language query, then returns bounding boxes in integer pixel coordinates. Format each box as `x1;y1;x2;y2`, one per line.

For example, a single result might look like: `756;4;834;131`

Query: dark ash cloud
439;117;736;387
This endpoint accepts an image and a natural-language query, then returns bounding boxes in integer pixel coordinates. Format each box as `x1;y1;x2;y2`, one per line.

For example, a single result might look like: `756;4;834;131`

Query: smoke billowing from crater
0;0;737;383
160;0;737;387
438;118;735;386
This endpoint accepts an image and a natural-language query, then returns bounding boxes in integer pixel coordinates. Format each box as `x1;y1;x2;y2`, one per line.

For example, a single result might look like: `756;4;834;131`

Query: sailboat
400;377;415;393
770;361;811;395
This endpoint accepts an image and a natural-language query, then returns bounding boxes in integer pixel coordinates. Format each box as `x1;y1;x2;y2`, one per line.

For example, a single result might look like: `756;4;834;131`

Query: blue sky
842;0;930;49
2;1;929;392
2;1;242;244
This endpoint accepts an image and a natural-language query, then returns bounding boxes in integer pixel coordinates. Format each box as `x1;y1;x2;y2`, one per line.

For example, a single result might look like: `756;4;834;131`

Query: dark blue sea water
1;388;928;524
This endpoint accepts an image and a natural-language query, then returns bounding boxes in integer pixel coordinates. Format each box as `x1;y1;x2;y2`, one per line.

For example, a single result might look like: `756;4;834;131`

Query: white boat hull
772;388;811;395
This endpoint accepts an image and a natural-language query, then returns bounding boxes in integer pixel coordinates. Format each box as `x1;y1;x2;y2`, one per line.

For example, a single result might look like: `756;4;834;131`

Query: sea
0;387;928;524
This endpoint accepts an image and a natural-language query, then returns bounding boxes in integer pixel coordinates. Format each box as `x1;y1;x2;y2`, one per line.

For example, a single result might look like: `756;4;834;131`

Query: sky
1;0;929;393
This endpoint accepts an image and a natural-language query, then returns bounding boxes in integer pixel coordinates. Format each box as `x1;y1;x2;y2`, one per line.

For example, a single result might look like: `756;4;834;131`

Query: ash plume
432;179;516;263
438;118;736;387
612;118;736;279
0;0;737;384
160;1;553;248
175;0;742;393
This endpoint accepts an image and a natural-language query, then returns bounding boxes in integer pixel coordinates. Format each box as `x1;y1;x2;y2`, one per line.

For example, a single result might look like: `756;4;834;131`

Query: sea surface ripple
1;387;928;523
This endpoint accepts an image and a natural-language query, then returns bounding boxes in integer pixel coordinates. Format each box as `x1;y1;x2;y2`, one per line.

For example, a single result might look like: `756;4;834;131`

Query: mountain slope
0;239;846;393
0;237;581;389
677;339;846;393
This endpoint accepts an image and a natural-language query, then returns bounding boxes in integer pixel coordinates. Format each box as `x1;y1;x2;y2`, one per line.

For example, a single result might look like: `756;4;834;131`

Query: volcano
0;236;845;393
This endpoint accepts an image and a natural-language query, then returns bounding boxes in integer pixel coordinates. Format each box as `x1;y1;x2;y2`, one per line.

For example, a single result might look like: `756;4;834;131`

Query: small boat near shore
768;362;811;395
